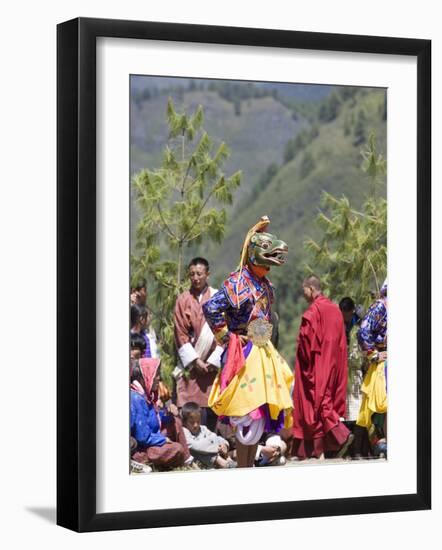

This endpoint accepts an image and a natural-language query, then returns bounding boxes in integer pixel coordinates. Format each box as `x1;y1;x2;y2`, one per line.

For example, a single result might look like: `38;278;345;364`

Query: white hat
266;435;287;455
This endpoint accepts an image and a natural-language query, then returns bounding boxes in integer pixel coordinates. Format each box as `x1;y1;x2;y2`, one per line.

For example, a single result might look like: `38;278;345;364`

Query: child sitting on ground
255;434;287;467
181;402;236;469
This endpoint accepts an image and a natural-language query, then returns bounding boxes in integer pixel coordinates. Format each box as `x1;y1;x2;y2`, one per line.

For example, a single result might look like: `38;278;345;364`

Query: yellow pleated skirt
208;341;294;427
356;361;388;428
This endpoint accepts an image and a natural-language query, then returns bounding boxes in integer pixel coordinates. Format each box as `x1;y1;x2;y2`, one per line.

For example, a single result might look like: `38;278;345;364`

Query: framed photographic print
57;17;431;532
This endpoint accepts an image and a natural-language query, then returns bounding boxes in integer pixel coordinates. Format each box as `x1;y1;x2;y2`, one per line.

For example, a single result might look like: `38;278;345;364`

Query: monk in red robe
292;276;353;459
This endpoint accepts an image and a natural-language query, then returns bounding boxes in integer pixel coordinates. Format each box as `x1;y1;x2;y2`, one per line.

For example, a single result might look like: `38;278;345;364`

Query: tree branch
184;231;203;243
145;176;177;240
350;208;377;220
366;255;380;296
182;182;218;240
156;202;177;240
181;156;194;196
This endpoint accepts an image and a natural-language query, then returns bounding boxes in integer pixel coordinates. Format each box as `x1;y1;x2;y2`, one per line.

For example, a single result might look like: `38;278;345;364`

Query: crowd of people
129;217;388;473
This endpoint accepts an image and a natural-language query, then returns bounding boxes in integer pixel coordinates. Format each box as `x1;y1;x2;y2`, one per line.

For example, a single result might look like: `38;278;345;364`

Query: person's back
293;276;352;459
306;294;346;343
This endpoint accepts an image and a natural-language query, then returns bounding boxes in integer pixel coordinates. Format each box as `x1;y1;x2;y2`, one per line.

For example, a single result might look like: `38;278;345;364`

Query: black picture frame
57;17;431;532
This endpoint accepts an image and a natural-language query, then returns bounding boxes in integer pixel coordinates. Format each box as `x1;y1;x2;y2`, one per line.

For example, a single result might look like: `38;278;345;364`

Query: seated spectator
131;304;159;358
146;359;194;467
130;360;186;471
130;332;147;361
255;434;287;467
181;402;236;469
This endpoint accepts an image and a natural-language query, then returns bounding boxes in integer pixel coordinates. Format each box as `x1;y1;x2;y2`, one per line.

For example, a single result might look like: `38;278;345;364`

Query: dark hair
130;360;143;384
133;278;147;291
181;401;201;421
188;257;209;272
130;360;147;394
339;297;355;312
130;332;146;353
131;304;148;327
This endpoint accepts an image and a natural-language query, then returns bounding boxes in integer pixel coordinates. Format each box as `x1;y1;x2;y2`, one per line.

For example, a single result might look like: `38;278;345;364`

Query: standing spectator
131;278;147;306
356;280;388;457
292;276;353;459
339;297;363;345
339;297;368;459
173;258;223;432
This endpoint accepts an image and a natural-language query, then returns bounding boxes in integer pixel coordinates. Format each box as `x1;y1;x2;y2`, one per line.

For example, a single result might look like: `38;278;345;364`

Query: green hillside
201;89;386;276
131;91;306;189
197;88;387;363
130;88;308;243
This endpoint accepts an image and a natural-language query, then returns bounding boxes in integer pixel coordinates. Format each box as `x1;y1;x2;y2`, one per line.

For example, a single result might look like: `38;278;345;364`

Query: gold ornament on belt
247;318;273;347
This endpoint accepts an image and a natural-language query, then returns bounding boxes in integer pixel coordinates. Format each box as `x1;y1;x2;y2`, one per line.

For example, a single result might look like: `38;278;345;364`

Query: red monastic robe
293;294;349;457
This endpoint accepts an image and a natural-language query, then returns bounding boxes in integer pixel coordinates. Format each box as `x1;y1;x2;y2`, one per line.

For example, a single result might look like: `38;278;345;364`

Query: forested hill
130;79;331;242
205;87;387;284
196;86;387;362
131;85;308;202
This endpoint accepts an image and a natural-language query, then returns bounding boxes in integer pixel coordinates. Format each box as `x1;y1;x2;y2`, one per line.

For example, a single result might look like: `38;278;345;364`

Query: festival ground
133;456;387;474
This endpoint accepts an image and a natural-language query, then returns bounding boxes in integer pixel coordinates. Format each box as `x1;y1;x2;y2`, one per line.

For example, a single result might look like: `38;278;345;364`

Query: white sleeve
177;342;199;368
147;331;159;359
206;345;224;368
182;427;193;449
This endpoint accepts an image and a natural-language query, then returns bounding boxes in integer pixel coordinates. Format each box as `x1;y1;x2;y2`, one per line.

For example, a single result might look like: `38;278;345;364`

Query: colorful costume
203;217;293;446
293;294;350;458
356;284;388;429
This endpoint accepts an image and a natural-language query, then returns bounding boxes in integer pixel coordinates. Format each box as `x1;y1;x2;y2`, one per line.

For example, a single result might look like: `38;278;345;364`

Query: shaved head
302;275;322;303
303;275;321;291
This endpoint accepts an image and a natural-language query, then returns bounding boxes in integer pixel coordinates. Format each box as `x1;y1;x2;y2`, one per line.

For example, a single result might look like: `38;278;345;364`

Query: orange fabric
248;263;270;279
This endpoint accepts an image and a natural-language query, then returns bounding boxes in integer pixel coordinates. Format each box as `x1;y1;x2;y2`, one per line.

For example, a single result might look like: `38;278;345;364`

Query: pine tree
131;99;241;384
304;133;386;388
304;132;387;308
